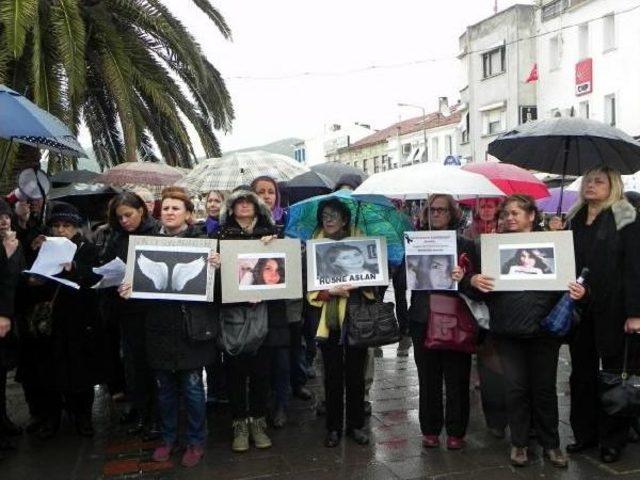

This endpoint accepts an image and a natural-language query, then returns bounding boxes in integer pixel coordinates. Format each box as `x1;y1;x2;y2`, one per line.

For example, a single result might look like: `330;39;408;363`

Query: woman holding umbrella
564;165;640;463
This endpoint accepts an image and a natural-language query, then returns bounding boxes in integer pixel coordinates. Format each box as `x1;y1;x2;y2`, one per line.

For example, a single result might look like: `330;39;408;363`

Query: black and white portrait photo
124;236;217;302
406;254;457;291
499;244;556;280
307;237;389;290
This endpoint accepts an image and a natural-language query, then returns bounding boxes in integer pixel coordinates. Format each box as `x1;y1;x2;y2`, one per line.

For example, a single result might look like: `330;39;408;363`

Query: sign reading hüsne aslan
306;236;389;291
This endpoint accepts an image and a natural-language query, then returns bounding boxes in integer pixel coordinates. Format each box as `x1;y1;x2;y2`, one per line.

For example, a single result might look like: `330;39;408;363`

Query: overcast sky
162;0;534;155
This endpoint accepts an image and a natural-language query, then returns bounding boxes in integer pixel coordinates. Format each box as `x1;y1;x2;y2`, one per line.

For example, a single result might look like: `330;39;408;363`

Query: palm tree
0;0;234;191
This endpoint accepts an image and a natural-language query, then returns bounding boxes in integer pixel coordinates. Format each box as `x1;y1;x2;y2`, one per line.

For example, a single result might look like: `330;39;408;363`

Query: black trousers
320;330;367;433
225;346;270;419
411;323;471;437
120;316;155;416
495;336;561;449
569;317;638;449
476;333;508;431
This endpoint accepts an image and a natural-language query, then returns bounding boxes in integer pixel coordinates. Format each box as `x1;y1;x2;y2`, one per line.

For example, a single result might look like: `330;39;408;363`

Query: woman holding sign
307;198;374;448
119;187;218;468
407;195;477;451
470;194;585;468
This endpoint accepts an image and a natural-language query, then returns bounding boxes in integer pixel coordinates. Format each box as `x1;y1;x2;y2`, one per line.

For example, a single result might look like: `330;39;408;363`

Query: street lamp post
398;102;428;163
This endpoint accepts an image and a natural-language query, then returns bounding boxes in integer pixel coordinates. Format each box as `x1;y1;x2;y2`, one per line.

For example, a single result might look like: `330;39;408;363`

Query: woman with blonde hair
564;165;640;463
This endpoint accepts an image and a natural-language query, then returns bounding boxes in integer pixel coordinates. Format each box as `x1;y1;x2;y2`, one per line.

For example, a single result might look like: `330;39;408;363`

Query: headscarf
251;176;284;223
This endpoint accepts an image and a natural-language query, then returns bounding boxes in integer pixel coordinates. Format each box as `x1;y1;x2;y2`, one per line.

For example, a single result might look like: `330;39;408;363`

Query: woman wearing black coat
101;192;158;434
119;187;217;468
564;166;640;464
0;199;24;447
17;202;108;440
217;190;283;452
471;195;585;468
408;195;477;451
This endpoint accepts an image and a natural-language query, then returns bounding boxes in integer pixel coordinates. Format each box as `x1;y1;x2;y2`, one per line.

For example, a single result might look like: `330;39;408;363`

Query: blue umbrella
285;189;412;267
0;84;85;176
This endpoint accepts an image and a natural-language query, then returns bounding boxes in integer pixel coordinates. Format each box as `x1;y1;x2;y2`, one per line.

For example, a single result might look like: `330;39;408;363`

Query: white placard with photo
306;236;389;291
124;236;217;302
220;239;302;303
404;230;458;291
481;231;575;291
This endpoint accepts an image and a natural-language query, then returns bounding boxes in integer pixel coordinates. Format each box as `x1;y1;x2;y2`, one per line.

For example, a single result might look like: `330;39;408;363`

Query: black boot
0;415;23;436
36;416;60;440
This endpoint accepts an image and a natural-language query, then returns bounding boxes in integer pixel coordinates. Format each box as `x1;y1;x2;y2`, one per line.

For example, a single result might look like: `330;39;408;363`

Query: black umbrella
51;169;99;187
280;170;335;204
48;183;120;221
310;163;368;184
488;118;640;177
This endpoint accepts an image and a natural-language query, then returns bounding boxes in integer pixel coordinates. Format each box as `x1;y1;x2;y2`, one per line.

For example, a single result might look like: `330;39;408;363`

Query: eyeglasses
428;207;449;215
321;212;341;222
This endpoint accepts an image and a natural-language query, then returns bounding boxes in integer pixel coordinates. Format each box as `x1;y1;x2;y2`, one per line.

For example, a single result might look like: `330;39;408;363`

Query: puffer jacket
143;225;218;371
218;190;289;348
487;290;561;338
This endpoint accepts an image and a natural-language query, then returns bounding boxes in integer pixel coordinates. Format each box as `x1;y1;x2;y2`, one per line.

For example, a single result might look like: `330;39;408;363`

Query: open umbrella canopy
536;188;579;214
353;162;504;200
49;183;120;220
0;85;85;157
488;117;640;176
462;162;550;199
281;170;336;204
310;163;368;184
51;169;99;187
95;162;184;187
177;150;308;193
285;189;413;267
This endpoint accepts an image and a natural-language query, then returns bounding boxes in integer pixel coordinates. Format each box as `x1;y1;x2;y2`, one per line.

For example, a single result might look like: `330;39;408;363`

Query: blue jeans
155;369;206;447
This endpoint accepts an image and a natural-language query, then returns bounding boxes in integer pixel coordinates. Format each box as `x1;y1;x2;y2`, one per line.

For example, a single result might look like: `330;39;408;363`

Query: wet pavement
2;344;640;480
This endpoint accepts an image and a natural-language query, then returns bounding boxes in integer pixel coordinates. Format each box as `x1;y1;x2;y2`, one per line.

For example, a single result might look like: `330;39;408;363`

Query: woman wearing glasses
408;195;478;451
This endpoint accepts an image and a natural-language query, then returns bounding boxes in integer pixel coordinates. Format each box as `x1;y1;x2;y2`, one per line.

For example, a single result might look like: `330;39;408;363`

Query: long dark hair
252;257;285;285
107;192;149;231
500;194;543;231
501;248;551;274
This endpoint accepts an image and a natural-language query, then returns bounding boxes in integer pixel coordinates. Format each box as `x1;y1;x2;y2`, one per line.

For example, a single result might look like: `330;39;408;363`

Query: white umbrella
567;173;640;193
353;162;505;200
176;150;308;193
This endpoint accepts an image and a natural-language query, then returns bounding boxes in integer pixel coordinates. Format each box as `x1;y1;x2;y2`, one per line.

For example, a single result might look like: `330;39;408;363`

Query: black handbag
26;286;61;337
346;293;400;348
598;338;640;417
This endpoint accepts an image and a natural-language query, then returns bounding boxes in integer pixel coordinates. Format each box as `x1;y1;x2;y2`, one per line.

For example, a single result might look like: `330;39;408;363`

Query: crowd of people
0;165;639;469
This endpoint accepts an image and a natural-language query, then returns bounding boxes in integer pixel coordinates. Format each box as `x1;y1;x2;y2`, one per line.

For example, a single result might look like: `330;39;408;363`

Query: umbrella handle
558;137;570;217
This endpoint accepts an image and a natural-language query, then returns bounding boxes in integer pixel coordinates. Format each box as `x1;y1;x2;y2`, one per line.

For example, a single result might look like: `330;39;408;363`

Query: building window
354;160;359;169
401;143;412;157
431;137;439;161
362;159;369;174
549;34;561;71
605;94;616;126
293;147;306;163
603;13;616;51
482;46;505;79
445;135;453;156
578;100;590;119
482;108;506;136
373;156;380;173
461;112;470;144
541;0;568;21
578;23;589;59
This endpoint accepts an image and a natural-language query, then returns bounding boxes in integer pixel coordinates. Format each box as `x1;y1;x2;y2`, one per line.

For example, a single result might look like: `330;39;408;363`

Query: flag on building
526;63;538;83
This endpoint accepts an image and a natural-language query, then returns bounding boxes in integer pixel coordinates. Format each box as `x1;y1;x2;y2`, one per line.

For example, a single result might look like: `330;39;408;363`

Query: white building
458;4;538;163
535;0;640;136
293;122;373;165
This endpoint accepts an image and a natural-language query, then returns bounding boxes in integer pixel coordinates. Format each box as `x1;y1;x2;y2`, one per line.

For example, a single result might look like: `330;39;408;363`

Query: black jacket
218;191;289;348
569;201;640;356
0;244;24;369
142;225;218;371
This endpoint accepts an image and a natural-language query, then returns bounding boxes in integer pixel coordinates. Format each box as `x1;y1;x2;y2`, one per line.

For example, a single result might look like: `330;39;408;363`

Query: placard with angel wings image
124;236;217;302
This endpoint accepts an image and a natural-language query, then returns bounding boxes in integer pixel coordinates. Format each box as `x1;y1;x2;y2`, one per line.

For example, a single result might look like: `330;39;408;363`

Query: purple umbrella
537;188;579;214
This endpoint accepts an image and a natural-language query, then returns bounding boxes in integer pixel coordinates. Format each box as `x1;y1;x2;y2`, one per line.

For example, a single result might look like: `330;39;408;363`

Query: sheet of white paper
92;258;126;289
30;273;80;290
25;237;77;276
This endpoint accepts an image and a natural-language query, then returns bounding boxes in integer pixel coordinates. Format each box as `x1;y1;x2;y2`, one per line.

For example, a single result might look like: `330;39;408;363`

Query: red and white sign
575;58;593;96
